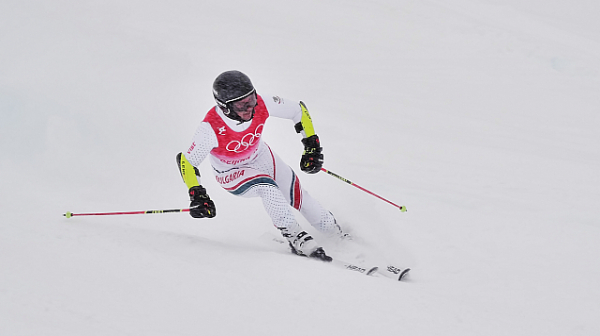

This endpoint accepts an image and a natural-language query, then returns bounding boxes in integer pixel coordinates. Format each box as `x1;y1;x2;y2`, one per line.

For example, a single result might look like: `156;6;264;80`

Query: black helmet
213;70;256;122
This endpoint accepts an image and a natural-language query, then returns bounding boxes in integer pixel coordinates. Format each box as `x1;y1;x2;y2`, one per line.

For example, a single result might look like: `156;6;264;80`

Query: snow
1;0;600;334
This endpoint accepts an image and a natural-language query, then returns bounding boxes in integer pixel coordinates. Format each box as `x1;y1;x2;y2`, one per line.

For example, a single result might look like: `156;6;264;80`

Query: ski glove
300;135;323;174
188;185;216;218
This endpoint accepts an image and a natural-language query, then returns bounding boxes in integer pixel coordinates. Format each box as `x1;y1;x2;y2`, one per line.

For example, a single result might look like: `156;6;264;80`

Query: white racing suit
179;94;341;243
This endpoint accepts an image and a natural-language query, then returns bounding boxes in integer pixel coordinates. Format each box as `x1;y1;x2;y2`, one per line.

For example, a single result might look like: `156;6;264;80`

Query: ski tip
367;266;379;276
398;268;411;281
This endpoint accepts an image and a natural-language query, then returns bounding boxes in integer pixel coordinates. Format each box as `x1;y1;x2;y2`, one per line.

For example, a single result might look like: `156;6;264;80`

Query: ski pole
320;168;407;212
63;208;190;218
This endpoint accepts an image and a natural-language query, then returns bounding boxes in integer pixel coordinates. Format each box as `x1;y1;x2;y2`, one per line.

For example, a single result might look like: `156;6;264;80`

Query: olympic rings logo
226;124;264;153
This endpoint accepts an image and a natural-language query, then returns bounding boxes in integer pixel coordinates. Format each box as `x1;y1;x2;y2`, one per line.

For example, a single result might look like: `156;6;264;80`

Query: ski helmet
213;70;257;123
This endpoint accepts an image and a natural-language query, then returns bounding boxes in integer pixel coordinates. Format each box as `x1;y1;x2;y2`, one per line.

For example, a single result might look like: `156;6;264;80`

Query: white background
1;0;599;335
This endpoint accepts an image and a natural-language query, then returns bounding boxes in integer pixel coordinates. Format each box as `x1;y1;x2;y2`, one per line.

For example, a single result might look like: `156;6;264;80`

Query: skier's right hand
300;135;324;174
188;185;216;218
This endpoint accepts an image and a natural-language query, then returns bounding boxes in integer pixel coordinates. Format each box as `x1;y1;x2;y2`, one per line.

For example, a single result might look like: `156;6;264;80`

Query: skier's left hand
300;135;323;174
188;185;216;218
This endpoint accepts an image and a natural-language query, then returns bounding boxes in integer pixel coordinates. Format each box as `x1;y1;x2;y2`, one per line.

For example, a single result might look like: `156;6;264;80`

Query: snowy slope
1;0;600;335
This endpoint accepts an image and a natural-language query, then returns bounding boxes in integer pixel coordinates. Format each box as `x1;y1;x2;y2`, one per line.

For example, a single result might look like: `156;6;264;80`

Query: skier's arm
294;101;316;138
264;95;323;173
176;153;200;189
262;95;317;137
295;102;323;173
177;122;218;218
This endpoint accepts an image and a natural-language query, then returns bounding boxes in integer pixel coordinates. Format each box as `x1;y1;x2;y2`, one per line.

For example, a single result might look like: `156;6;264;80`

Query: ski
330;258;379;276
267;234;409;280
377;265;411;281
267;235;378;277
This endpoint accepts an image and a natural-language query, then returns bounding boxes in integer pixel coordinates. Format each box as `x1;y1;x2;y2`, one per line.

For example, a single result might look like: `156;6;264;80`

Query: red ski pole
320;168;407;212
63;208;190;218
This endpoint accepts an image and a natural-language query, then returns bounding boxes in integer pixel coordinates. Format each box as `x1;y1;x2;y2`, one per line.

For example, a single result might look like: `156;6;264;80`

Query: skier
177;70;345;262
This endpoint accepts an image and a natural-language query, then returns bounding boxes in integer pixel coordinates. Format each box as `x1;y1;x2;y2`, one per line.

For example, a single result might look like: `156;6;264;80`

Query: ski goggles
228;91;257;114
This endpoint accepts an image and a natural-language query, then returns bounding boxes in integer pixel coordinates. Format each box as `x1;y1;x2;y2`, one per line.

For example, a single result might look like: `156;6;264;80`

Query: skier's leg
240;183;321;256
268;148;343;237
213;165;321;256
299;190;342;237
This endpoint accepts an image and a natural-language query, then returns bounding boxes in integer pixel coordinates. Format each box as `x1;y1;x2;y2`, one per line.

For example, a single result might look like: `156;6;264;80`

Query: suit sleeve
177;122;218;189
262;94;317;138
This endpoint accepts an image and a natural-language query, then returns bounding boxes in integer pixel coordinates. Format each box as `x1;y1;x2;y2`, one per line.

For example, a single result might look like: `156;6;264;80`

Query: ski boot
286;231;332;262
